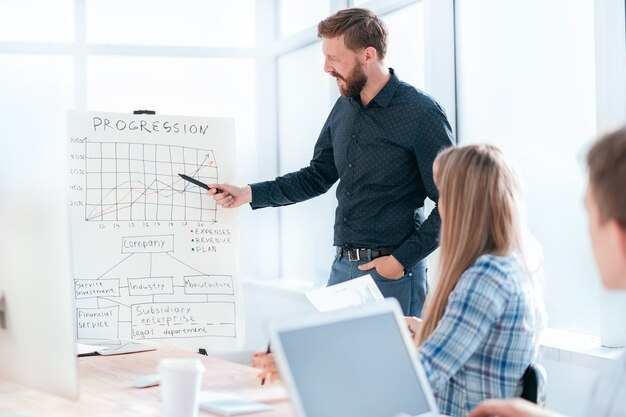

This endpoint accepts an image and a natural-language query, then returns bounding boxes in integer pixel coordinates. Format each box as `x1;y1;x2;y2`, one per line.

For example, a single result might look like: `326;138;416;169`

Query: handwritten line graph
85;141;218;222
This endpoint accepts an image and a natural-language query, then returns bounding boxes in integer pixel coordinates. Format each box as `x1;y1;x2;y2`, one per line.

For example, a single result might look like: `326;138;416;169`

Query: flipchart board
67;110;243;351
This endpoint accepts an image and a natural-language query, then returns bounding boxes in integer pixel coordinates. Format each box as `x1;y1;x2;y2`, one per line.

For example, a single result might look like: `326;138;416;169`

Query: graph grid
85;141;218;222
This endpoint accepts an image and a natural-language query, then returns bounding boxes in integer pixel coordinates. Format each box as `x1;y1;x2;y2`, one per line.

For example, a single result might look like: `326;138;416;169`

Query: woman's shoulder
473;252;522;269
459;253;525;290
445;254;526;318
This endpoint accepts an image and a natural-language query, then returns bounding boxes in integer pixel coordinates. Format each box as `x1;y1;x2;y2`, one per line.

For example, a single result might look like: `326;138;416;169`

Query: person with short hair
208;8;454;317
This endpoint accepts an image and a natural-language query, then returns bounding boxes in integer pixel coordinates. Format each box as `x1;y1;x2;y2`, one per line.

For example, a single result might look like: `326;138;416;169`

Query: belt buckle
347;248;364;262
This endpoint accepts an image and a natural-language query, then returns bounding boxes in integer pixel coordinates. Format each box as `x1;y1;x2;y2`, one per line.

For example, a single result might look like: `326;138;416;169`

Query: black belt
338;247;396;262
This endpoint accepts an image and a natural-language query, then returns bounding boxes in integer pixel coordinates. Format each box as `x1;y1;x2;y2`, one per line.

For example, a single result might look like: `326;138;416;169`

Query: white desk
0;345;294;417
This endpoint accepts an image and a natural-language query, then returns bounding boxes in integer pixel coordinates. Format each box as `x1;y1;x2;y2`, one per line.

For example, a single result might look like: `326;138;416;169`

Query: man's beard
331;63;367;99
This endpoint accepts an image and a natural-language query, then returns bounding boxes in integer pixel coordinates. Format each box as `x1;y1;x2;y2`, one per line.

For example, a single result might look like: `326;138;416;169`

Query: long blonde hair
419;144;524;343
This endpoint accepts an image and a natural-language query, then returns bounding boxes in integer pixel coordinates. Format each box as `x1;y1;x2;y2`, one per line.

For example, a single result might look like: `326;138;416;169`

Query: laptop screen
276;310;433;417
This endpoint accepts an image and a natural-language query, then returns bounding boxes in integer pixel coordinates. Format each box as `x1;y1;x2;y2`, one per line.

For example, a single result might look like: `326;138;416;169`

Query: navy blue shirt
250;69;454;269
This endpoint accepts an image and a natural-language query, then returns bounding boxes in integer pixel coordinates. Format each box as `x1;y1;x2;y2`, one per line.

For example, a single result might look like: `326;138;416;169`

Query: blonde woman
405;144;545;417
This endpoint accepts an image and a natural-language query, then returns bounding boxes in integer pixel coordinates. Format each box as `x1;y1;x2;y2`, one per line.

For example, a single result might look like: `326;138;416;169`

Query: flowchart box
121;235;174;253
127;277;174;296
131;302;235;339
77;306;119;340
75;279;120;299
184;275;234;295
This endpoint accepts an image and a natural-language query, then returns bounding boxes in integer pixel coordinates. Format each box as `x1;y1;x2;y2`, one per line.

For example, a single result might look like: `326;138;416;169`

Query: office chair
520;363;547;406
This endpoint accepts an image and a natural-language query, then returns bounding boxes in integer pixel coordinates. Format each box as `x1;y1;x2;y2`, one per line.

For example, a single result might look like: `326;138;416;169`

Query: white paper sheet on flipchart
67;111;242;353
305;275;384;312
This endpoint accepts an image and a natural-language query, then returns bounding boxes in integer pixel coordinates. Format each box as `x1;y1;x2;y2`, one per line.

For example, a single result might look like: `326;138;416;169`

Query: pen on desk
260;344;271;386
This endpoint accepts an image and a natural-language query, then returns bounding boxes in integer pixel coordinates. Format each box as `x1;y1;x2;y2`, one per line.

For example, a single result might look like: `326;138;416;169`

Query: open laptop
268;299;439;417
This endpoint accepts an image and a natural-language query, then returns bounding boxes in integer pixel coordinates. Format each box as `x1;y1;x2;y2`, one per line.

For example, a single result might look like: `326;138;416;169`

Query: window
384;2;426;89
0;55;74;191
0;0;73;42
0;1;260;279
276;42;335;284
455;0;599;334
278;0;329;38
85;0;255;47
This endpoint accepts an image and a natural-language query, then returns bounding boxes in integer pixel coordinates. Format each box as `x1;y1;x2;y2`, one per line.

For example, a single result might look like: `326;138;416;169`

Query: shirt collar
370;68;400;109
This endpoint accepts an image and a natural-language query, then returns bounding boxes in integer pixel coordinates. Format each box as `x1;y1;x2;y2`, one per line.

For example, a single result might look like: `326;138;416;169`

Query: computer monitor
0;191;78;399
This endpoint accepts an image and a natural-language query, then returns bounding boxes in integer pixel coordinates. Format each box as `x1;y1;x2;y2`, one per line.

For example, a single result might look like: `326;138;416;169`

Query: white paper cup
159;358;205;417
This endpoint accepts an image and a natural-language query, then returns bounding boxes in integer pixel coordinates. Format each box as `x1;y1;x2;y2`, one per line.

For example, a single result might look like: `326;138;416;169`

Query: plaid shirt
419;254;541;417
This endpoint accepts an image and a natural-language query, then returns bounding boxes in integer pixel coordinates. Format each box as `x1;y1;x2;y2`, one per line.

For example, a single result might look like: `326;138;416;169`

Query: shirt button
343;217;347;222
346;191;351;196
348;163;353;168
344;243;349;247
351;134;356;139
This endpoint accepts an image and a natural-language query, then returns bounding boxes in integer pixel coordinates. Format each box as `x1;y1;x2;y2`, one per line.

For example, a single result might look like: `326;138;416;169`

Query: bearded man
209;8;454;317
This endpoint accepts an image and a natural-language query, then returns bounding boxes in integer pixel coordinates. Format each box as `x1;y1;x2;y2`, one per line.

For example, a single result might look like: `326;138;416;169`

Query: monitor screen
0;191;78;399
276;310;433;417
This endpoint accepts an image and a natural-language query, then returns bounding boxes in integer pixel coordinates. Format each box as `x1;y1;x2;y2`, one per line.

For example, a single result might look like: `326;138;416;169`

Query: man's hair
317;8;388;60
587;126;626;227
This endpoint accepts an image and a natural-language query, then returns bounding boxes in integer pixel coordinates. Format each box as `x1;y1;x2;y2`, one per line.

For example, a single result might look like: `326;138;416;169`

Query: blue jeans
327;250;429;317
